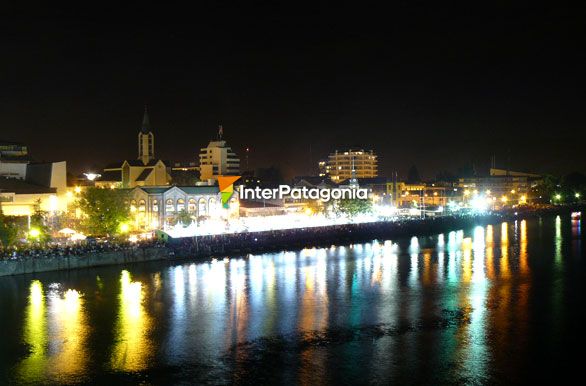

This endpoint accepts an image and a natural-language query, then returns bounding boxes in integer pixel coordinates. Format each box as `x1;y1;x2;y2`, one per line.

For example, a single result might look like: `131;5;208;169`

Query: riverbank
1;205;582;277
0;247;171;276
169;205;583;258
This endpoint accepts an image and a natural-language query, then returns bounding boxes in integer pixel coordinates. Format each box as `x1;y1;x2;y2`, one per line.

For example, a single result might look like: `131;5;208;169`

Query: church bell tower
138;106;155;164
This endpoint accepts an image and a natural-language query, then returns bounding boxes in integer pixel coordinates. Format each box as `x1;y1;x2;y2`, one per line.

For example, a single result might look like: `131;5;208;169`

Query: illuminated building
0;140;31;179
96;108;171;188
128;185;237;229
198;126;240;181
389;182;449;208
457;169;542;204
0;143;68;215
324;149;377;182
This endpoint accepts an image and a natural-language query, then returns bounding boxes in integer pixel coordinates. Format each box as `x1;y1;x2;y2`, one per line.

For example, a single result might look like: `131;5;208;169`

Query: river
0;213;584;385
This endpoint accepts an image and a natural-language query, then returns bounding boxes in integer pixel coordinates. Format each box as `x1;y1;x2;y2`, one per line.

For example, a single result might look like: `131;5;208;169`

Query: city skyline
1;3;584;178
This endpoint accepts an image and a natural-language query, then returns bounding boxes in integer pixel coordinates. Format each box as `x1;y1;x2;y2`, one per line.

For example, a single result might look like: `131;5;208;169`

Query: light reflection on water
3;215;585;384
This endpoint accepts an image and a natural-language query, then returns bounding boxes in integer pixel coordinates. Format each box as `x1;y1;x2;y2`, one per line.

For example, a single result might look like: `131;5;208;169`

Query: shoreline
1;205;582;277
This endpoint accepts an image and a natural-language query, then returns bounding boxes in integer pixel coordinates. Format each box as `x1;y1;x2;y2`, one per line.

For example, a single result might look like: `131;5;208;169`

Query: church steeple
138;106;155;164
141;105;151;133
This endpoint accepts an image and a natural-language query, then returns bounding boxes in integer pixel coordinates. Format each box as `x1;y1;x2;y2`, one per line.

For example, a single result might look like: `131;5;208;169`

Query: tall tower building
198;125;240;181
138;107;155;165
326;148;378;182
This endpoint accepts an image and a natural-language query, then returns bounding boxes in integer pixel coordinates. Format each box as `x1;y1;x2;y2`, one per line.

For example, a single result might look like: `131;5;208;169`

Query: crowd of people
2;206;563;262
0;238;166;261
170;214;498;256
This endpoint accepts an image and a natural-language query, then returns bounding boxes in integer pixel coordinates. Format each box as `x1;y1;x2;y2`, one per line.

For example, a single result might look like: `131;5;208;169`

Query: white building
128;185;238;230
198;126;240;181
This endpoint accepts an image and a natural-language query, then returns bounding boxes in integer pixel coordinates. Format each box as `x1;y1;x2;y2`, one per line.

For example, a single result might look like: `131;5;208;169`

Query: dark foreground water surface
0;214;584;385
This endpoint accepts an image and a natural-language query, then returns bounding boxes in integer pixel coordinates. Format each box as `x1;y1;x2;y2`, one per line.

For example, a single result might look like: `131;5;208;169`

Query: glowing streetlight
575;193;581;199
74;186;82;194
119;223;130;233
554;194;562;201
501;195;508;203
84;172;101;181
28;228;41;239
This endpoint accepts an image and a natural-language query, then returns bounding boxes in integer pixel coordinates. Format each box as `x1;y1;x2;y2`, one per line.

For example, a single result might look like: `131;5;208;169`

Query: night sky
1;2;584;179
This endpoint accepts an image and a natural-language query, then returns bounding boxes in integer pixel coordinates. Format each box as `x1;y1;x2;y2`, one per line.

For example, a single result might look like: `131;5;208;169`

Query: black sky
1;2;584;179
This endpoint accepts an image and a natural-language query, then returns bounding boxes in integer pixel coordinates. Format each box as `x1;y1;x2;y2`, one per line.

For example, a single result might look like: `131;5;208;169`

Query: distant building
389;182;449;208
325;149;377;182
96;108;171;188
456;169;541;198
0;139;68;216
0;140;32;179
198;126;240;181
317;159;328;177
0;161;68;216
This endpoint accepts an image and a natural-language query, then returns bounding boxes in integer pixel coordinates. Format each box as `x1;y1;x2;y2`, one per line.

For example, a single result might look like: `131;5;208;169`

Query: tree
29;199;51;243
77;188;131;236
333;198;372;217
533;174;559;202
174;209;193;227
170;170;199;186
407;165;421;184
0;204;18;247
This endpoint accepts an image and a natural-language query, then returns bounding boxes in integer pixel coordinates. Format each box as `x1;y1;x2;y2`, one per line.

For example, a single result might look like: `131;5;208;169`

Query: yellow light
520;195;527;204
576;193;581;198
501;196;508;203
29;228;41;238
485;189;491;195
66;191;73;198
74;186;82;194
119;223;130;233
555;194;562;200
304;208;313;216
511;189;516;194
464;190;470;196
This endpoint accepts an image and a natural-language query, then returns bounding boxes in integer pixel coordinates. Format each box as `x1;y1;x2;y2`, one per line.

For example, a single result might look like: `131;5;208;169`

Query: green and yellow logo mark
218;176;241;208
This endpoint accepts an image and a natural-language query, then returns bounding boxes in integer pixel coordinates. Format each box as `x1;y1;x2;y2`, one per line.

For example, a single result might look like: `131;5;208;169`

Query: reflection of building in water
555;215;562;264
111;270;152;371
485;225;495;279
18;280;47;382
519;220;528;274
500;222;510;278
18;283;88;383
49;289;87;378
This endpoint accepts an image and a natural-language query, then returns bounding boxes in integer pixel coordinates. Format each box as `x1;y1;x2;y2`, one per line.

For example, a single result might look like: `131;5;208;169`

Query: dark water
0;214;584;385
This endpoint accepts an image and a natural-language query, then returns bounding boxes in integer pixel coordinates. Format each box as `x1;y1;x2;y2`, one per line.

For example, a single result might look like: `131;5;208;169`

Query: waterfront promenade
1;205;581;277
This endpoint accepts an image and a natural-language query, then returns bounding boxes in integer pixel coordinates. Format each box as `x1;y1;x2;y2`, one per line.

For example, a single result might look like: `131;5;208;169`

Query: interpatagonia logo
218;176;241;208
